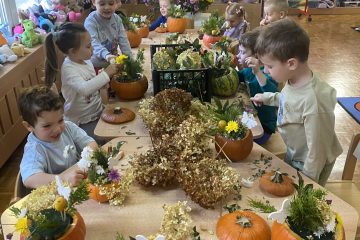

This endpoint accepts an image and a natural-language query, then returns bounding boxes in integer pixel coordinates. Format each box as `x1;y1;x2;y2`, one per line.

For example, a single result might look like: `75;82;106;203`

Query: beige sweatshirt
262;74;343;182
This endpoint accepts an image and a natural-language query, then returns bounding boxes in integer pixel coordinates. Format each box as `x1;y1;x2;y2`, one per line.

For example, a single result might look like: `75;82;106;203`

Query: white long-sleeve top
61;57;109;125
261;74;342;182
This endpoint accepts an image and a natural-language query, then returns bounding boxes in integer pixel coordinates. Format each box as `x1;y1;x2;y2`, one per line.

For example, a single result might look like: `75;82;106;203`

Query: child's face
23;109;65;143
263;6;286;24
237;44;252;66
159;0;170;16
260;54;290;83
92;0;117;19
226;16;244;28
69;32;93;61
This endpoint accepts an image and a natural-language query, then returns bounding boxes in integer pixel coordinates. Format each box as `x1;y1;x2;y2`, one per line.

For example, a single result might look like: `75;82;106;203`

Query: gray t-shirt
20;121;94;183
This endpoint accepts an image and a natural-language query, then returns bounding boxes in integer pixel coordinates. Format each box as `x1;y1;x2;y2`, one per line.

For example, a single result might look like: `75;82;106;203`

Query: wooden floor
1;15;360;238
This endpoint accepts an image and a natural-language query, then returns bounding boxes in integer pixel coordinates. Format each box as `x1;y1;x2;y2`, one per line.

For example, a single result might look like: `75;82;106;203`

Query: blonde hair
264;0;289;12
225;3;246;20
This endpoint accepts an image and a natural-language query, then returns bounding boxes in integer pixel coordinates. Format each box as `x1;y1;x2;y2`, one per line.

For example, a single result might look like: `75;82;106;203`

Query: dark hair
255;18;310;63
45;23;87;87
239;27;261;54
18;85;64;127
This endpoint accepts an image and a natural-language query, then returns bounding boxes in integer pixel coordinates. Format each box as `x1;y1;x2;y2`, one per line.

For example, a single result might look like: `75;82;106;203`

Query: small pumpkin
110;75;148;100
101;107;135;124
216;210;271;240
166;17;187;33
138;25;149;38
126;30;142;48
202;33;222;49
259;171;294;197
155;26;167;33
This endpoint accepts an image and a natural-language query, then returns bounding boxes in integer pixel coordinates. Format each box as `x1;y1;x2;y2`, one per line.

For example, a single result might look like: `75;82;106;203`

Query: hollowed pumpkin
271;214;346;240
110;75;148;100
259;171;294;197
138;25;149;38
126;30;142;48
202;34;222;49
167;17;187;33
155;26;167;33
215;129;253;162
216;210;271;240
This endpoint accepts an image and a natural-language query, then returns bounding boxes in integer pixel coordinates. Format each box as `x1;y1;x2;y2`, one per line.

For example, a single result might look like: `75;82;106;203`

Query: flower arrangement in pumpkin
200;11;225;37
129;14;150;28
167;5;186;18
132;88;241;208
77;143;135;206
269;172;345;239
175;0;213;14
9;178;89;239
113;48;145;83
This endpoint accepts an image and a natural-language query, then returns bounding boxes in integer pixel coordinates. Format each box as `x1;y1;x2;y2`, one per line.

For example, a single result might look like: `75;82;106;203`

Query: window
0;0;20;27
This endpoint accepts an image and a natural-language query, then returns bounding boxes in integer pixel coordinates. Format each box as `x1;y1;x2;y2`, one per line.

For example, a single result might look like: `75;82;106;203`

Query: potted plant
202;48;239;97
110;48;148;100
208;98;254;162
269;172;345;240
167;5;187;33
201;12;225;48
176;0;214;29
10;178;89;240
129;14;150;38
77;143;135;206
122;16;142;48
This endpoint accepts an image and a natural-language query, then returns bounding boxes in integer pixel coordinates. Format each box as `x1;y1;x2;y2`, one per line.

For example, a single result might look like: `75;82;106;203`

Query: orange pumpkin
216;210;271;240
166;17;187;33
215;129;253;162
110;75;148;100
126;30;142;48
155;26;167;33
88;184;109;203
138;25;149;38
271;214;346;240
259;171;294;197
202;34;222;49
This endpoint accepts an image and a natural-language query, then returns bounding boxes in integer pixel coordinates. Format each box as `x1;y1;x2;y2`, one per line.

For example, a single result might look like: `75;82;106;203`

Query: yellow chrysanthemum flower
15;217;30;237
115;55;128;65
225;121;239;134
54;196;68;212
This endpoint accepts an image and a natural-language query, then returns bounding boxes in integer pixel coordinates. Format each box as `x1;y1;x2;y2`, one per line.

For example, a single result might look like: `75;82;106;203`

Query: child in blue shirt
85;0;133;68
149;0;170;31
237;28;278;144
19;85;97;189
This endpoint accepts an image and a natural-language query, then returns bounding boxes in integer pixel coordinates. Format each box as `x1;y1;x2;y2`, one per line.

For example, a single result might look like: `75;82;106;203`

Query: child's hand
105;54;116;63
250;93;265;107
61;167;86;187
260;18;268;26
245;57;261;74
104;63;119;77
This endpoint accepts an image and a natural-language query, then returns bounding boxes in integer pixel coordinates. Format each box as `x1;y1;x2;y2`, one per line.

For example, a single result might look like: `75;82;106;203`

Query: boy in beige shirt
251;19;342;186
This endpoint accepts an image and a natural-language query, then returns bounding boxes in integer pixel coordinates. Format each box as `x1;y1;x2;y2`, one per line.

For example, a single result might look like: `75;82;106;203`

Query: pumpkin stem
114;107;123;114
236;216;252;228
270;171;284;183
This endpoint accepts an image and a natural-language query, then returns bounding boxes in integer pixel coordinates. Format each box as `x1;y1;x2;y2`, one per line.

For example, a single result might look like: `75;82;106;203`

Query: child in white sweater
44;23;119;143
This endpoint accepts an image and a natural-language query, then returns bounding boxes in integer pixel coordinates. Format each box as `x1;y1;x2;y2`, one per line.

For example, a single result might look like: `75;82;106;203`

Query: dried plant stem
214;140;231;162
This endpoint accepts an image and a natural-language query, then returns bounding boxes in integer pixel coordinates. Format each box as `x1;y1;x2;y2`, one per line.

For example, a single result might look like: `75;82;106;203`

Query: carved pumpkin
101;107;135;124
88;184;109;203
259;171;294;197
138;25;149;38
215;129;253;162
167;17;187;33
271;214;346;240
202;34;222;49
110;75;148;100
126;30;142;48
216;210;271;240
155;26;167;33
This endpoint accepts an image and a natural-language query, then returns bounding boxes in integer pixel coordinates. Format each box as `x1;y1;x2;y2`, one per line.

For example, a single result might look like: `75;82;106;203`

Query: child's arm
251;92;281;107
61;63;117;96
150;16;166;31
116;15;133;58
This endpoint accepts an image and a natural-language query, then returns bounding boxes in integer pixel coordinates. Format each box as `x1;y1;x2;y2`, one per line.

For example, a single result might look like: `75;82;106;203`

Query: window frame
1;0;19;27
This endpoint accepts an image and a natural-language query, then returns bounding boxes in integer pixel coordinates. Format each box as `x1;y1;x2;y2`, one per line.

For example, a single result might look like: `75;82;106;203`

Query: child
251;19;342;186
223;3;249;40
84;0;133;68
149;0;170;31
44;23;118;142
18;85;98;189
237;28;278;145
260;0;288;26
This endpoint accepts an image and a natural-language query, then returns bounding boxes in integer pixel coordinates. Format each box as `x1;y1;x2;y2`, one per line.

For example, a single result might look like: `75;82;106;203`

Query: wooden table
94;30;264;139
1;137;358;239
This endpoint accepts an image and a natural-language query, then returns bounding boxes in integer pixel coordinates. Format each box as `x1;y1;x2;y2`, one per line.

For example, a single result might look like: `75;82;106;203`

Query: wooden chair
261;131;287;160
325;133;360;239
10;171;31;205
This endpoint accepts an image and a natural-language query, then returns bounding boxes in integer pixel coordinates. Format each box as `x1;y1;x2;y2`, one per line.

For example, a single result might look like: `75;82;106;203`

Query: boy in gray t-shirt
19;85;97;189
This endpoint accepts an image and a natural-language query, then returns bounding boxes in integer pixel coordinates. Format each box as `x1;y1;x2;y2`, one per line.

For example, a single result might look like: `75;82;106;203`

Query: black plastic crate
150;44;212;102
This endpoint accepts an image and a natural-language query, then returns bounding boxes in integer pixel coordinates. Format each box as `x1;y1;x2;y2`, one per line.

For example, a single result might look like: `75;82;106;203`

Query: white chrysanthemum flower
241;111;257;128
140;15;147;23
96;165;105;175
81;146;93;161
326;214;336;232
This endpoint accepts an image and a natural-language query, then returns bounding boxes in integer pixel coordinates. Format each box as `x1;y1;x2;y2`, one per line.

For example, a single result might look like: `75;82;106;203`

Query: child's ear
22;121;34;132
287;58;298;71
279;11;286;19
